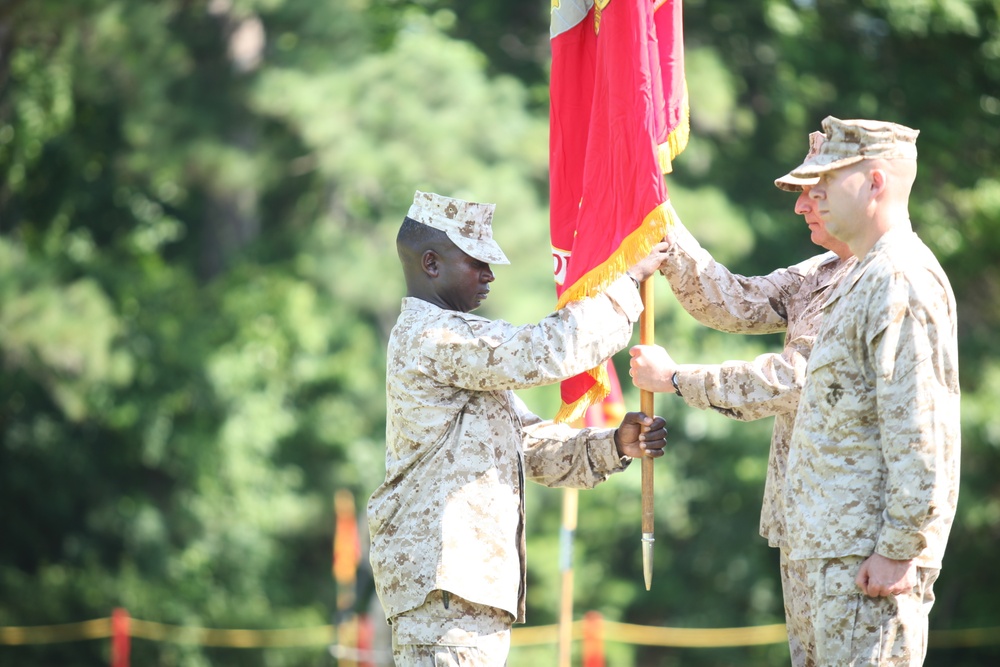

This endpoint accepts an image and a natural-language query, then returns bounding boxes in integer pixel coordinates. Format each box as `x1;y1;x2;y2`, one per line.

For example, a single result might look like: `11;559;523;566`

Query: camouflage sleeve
869;272;961;561
420;275;643;392
674;335;811;421
515;394;630;488
659;221;800;334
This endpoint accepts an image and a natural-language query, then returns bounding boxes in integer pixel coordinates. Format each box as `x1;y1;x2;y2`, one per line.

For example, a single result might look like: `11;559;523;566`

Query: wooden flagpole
557;486;579;667
640;278;655;590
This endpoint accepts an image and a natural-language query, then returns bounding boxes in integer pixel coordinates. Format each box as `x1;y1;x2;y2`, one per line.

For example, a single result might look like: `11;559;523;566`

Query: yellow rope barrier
128;619;335;647
0;618;111;645
508;620;1000;649
506;619;786;648
1;616;998;649
600;620;788;648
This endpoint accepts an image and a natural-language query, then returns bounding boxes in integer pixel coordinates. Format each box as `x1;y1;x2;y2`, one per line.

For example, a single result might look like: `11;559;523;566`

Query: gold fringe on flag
658;84;690;175
556;201;679;311
554;364;612;425
553;201;680;424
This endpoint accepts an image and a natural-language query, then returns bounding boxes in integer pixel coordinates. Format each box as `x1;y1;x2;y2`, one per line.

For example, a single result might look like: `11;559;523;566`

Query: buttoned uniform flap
802;331;864;433
393;593;512;646
805;327;852;373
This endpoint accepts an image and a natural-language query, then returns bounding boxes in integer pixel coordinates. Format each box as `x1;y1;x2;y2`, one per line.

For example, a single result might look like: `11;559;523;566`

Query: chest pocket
806;322;875;433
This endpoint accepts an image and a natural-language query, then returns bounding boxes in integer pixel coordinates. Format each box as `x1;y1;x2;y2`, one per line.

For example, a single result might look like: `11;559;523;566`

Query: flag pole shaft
639;278;655;590
557;487;579;667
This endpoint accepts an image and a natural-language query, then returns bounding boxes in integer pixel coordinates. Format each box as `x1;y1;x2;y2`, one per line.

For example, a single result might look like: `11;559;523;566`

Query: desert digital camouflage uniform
786;227;960;665
367;274;642;661
660;221;856;549
660;220;857;666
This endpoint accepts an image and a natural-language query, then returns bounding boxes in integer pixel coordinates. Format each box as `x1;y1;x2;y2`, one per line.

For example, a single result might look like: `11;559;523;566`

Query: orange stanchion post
334;489;362;666
111;608;130;667
582;610;605;667
333;490;361;613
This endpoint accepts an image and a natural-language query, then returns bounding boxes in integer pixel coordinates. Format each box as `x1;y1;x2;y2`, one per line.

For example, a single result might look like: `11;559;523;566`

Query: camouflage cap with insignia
788;116;919;180
407;190;510;265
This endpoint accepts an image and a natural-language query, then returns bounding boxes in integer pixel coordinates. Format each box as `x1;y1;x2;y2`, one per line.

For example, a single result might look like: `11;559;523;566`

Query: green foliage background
1;0;998;665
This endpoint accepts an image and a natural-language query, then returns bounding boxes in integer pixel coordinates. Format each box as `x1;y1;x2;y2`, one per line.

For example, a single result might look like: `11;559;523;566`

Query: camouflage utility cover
406;190;510;265
788;116;919;179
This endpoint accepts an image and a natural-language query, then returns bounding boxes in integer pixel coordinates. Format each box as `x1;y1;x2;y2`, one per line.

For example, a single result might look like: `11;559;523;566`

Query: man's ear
422;250;440;277
870;168;887;198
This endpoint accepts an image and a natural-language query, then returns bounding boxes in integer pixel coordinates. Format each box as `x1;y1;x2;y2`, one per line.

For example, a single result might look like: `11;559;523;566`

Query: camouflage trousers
390;590;513;667
780;551;939;667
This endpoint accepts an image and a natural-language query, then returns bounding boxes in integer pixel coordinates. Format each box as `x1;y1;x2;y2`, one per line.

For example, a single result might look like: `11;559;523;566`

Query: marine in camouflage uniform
629;131;856;666
658;221;855;549
783;117;960;666
368;191;669;666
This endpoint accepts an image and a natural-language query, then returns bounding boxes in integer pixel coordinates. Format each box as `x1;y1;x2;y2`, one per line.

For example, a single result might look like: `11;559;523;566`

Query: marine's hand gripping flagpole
640;280;655;590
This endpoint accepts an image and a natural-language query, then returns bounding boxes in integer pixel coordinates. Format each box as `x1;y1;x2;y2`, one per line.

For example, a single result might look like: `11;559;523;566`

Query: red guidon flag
550;0;688;422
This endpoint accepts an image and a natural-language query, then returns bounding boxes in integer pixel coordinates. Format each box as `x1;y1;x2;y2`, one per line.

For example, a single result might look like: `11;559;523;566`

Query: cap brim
789;154;866;179
450;233;510;265
774;173;819;192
